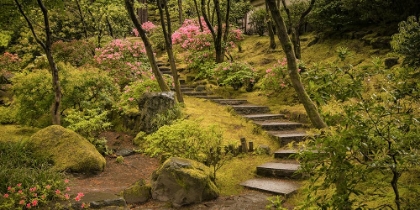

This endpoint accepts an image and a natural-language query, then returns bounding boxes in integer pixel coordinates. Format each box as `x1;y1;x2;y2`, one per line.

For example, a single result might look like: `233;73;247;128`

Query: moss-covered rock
29;125;106;173
122;179;151;204
151;157;219;207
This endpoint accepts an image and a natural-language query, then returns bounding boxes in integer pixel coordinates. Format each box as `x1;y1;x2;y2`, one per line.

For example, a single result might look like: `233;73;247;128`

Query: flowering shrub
133;21;158;36
94;39;151;88
213;61;258;90
260;58;290;92
52;39;96;67
0;180;87;209
172;18;244;70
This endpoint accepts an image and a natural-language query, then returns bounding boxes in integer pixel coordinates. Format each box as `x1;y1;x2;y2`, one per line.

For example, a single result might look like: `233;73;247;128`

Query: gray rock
151;157;219;207
123;179;151;204
137;91;175;134
75;192;128;210
115;149;135;157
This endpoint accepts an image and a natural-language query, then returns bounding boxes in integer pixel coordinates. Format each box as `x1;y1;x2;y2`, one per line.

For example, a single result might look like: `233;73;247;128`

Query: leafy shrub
298;89;420;209
0;52;21;73
52;39;95;67
0;141;87;209
391;16;420;67
143;119;223;163
213;61;258;90
0;106;17;124
249;8;267;36
260;58;291;92
12;64;119;127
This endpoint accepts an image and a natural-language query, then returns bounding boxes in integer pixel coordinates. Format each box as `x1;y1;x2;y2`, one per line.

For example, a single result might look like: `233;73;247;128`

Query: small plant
213;61;258;90
116;156;124;163
391;16;420;67
266;195;287;210
260;58;292;92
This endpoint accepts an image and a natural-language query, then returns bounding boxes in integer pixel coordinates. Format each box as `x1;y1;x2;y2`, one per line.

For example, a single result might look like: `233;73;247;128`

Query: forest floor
67;131;277;210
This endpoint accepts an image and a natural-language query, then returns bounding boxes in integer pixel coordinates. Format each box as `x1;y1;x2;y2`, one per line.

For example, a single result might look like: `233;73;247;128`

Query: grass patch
0;125;39;143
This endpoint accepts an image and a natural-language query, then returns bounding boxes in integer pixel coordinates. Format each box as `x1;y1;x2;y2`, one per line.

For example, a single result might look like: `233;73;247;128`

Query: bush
391;16;420;67
12;64;120;127
52;39;95;67
213;61;258;90
260;58;291;92
143;119;223;163
0;141;86;209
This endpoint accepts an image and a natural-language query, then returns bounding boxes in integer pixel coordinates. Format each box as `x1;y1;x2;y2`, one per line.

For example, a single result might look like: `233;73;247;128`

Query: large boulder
137;91;175;134
151;157;219;207
29;125;106;173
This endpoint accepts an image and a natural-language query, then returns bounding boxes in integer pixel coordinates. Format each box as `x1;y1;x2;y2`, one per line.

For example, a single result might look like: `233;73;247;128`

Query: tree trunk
75;0;88;39
266;0;327;129
15;0;62;125
157;0;184;103
177;0;183;25
125;0;169;92
193;0;203;31
265;1;276;49
201;0;224;63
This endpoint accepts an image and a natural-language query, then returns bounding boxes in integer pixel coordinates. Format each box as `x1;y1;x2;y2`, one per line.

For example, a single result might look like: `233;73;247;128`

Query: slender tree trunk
266;0;327;129
177;0;183;25
157;0;184;103
15;0;62;125
125;0;169;91
265;1;276;49
75;0;88;39
106;16;114;38
193;0;203;31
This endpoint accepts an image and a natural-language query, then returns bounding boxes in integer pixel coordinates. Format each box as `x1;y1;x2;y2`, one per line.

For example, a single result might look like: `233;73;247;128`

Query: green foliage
266;195;287;210
260;58;290;92
0;140;86;209
391;16;420;67
12;64;119;127
152;104;183;130
213;61;258;90
51;39;96;67
249;8;267;36
0;107;17;125
301;51;363;106
298;86;420;209
143;119;223;163
64;108;111;136
116;156;124;163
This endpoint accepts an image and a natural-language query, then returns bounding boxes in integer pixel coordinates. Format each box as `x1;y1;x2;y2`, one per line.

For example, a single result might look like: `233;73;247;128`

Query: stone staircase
157;61;308;197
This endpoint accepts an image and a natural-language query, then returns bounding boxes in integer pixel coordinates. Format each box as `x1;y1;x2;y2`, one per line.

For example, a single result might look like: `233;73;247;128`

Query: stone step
68;192;129;210
267;130;307;145
254;121;302;131
179;79;186;85
274;149;299;159
161;70;172;75
183;91;208;96
211;99;248;105
231;104;270;115
195;95;224;100
256;162;301;179
242;113;285;121
159;66;171;71
240;178;300;196
181;87;195;92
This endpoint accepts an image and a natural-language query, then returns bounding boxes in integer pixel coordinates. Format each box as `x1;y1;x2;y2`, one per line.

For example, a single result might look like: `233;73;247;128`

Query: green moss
0;125;39;143
29;125;106;173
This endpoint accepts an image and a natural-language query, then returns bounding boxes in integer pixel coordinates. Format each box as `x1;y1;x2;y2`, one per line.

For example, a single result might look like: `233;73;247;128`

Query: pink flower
55;189;61;195
18;190;23;194
31;199;38;206
3;193;9;198
19;200;25;205
17;183;22;187
66;187;71;191
26;203;31;209
30;187;36;192
128;97;134;102
46;185;51;190
65;194;70;200
64;179;69;184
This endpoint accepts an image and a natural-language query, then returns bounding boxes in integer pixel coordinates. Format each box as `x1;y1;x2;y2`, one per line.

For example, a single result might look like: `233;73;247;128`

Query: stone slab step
179;79;186;85
211;99;248;105
160;70;172;75
240;178;300;196
257;162;301;179
159;66;171;71
254;121;302;131
267;130;307;145
231;104;270;115
195;95;224;100
180;87;195;91
274;149;299;159
183;91;208;96
242;113;285;121
69;192;128;210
